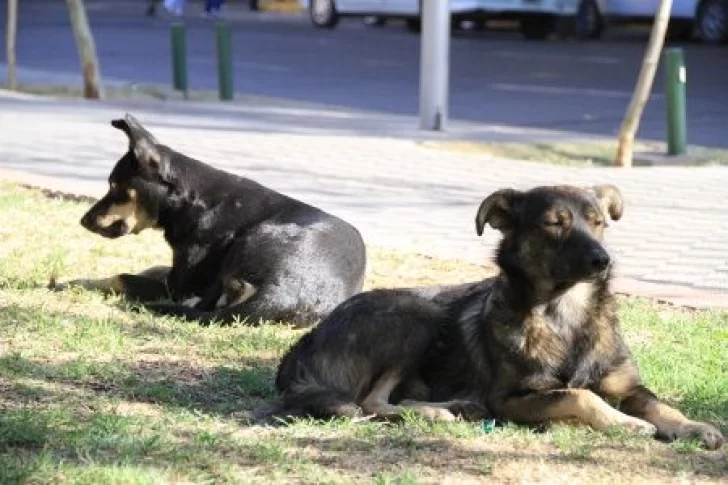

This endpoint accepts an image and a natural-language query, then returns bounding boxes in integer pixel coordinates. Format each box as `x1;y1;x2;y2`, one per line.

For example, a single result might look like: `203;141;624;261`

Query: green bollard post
664;48;687;156
216;22;233;101
170;23;188;98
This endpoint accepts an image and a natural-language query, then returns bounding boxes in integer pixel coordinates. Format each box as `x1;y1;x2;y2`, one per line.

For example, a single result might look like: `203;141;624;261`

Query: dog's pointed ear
111;114;165;178
476;189;522;236
590;184;623;221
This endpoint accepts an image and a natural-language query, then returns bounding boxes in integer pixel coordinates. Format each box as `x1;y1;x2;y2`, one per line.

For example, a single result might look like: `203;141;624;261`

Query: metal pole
170;23;188;98
216;22;234;101
664;48;687;156
419;0;450;131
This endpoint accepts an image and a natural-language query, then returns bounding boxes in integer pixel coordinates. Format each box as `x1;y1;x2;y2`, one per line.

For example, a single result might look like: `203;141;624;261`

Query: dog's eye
594;219;608;228
543;220;563;228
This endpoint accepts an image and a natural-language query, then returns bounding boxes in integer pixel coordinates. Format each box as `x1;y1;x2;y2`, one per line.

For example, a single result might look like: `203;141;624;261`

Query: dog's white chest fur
536;282;596;329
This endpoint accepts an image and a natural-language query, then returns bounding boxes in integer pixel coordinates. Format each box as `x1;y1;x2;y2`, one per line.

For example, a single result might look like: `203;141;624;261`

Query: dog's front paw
673;422;725;450
417;407;457;422
619;416;657;437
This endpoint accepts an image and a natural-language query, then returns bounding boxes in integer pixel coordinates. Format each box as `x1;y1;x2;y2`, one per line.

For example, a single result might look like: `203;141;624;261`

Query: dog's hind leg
360;371;459;422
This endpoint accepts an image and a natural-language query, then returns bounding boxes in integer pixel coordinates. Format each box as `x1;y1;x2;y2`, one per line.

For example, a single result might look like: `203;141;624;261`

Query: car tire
406;18;422;32
520;15;556;40
574;0;603;39
697;0;728;43
310;0;339;28
406;0;422;33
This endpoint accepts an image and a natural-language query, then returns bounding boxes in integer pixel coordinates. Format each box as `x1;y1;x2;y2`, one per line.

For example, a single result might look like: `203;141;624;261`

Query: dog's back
74;114;367;327
275;281;489;417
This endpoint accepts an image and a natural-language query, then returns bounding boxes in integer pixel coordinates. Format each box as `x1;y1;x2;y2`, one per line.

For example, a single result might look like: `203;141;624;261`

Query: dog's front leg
598;362;724;450
495;388;656;435
50;266;170;302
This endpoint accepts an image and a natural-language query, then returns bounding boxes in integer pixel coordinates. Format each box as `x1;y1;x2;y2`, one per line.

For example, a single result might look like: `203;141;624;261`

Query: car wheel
574;0;603;39
520;15;556;40
697;0;728;43
310;0;339;28
471;19;487;31
406;17;422;32
406;0;422;33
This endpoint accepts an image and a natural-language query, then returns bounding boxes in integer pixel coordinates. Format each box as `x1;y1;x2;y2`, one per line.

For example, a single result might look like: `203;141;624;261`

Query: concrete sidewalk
0;92;726;309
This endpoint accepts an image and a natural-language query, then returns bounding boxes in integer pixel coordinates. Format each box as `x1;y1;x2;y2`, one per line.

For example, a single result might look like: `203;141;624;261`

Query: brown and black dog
52;114;366;327
275;184;724;449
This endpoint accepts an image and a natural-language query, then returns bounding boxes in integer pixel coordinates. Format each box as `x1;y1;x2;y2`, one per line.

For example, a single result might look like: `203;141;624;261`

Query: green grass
0;181;726;484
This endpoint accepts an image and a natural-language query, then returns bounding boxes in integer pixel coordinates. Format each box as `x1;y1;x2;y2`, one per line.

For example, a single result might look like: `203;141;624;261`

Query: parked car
577;0;728;43
299;0;728;43
300;0;581;39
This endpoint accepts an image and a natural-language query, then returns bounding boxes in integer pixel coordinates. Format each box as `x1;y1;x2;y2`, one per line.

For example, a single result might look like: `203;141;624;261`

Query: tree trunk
66;0;104;99
614;0;673;167
6;0;18;89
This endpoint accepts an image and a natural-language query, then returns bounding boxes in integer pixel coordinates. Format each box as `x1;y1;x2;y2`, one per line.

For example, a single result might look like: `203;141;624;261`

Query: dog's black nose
588;249;611;272
80;213;92;230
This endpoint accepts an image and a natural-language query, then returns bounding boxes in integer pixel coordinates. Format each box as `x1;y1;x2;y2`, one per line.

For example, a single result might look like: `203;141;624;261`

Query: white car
301;0;581;39
574;0;728;43
300;0;728;43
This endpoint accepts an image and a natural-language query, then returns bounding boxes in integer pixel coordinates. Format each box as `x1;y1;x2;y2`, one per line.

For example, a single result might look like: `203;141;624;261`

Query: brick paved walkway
1;93;726;308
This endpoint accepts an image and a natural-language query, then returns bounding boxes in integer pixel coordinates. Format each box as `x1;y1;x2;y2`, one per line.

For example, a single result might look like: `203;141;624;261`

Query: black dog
275;185;724;450
56;114;366;327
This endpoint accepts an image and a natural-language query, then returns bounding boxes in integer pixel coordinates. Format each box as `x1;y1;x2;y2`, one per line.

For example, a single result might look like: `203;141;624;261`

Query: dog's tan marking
216;280;257;309
96;189;156;234
614;386;724;449
598;361;641;397
360;372;457;422
547;389;656;435
360;370;403;417
636;400;724;448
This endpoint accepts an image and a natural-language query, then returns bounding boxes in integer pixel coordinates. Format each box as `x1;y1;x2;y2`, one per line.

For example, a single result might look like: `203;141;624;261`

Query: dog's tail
141;301;318;328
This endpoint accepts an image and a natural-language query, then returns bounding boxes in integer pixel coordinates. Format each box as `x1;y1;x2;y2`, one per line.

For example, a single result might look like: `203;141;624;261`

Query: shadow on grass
1;405;726;485
0;353;279;420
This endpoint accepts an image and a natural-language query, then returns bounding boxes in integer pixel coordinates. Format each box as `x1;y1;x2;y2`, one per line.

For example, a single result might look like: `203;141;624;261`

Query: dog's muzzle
80;212;127;239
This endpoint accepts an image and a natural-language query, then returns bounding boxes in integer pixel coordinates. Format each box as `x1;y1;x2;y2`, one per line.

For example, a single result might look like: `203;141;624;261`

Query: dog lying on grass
53;114;367;327
275;184;724;450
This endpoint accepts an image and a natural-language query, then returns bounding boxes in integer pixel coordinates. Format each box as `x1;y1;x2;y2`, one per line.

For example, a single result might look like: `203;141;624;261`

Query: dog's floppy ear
475;189;522;236
111;114;166;179
589;184;623;221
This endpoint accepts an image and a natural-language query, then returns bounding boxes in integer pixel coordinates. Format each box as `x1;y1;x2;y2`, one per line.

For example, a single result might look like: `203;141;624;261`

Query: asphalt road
5;0;728;147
